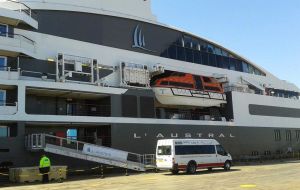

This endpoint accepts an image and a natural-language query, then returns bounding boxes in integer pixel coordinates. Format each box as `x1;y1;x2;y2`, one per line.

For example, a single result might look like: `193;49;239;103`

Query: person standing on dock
39;154;51;183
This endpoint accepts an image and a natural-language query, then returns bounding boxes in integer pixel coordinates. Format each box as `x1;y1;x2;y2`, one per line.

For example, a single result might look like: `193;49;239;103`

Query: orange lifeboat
152;72;227;107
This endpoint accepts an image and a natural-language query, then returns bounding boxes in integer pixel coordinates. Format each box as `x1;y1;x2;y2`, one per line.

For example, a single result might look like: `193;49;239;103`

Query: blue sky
152;0;300;88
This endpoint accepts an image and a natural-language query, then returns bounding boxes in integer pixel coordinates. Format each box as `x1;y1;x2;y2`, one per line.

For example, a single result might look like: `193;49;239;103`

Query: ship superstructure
0;0;299;167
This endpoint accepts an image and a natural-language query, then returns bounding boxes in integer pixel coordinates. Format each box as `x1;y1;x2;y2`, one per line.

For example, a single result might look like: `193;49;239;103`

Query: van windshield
157;146;172;155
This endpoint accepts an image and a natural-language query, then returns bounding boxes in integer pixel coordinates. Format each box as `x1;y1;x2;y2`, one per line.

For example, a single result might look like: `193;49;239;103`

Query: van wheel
187;162;197;174
224;161;231;171
171;169;179;175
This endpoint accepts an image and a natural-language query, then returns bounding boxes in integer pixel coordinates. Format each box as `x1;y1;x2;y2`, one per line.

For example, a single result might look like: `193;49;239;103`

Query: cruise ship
0;0;299;168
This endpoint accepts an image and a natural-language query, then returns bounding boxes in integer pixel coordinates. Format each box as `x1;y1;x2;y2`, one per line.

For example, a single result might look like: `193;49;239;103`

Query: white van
156;139;232;174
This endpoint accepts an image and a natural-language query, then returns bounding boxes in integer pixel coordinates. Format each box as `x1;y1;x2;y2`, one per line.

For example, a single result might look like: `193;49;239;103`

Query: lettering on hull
133;132;235;139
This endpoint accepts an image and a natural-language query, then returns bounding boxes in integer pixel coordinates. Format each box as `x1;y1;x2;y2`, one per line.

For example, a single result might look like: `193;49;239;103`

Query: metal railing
65;103;111;117
0;101;17;107
26;134;146;165
0;32;35;45
224;85;255;94
2;0;37;19
0;66;20;72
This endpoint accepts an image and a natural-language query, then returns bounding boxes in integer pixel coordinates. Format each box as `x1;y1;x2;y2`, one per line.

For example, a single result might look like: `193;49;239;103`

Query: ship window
215;48;222;56
200;42;208;52
0;126;9;137
184;36;193;49
274;130;281;141
0;56;7;71
286;130;292;141
0;24;8;37
193;50;202;64
223;57;230;69
242;62;249;73
168;45;177;59
177;46;186;61
201;52;209;65
248;65;255;74
229;58;236;71
296;131;300;142
207;44;215;54
208;54;217;67
216;55;223;68
186;48;194;62
221;50;229;57
0;90;6;106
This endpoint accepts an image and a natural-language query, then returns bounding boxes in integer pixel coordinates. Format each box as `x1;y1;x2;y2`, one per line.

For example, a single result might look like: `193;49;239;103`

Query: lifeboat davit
152;72;227;107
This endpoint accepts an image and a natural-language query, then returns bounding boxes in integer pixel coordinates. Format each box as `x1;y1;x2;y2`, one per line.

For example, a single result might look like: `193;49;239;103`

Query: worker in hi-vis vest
39;154;51;183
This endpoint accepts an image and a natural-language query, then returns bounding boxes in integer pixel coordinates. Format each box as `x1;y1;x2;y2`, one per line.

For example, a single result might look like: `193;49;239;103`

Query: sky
151;0;300;88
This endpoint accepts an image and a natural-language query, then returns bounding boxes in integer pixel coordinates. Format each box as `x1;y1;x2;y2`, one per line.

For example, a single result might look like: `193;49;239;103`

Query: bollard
125;164;129;176
100;165;104;179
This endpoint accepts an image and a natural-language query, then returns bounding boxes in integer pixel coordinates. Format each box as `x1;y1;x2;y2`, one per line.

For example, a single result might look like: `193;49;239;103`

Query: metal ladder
25;134;155;172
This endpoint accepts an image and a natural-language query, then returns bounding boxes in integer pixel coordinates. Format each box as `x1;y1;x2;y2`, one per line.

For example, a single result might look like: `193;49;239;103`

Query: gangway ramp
25;134;151;172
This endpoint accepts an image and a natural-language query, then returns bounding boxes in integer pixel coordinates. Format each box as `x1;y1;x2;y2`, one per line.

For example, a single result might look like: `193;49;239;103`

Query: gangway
25;134;155;172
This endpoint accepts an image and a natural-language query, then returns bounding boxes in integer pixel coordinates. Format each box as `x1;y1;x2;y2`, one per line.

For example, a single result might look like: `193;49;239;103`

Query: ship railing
20;70;56;80
0;32;36;53
65;103;111;117
25;134;146;167
224;86;255;94
142;154;156;168
1;0;37;19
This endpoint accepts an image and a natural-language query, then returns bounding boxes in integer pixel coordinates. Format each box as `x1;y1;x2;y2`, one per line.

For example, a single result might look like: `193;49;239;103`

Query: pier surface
2;161;300;190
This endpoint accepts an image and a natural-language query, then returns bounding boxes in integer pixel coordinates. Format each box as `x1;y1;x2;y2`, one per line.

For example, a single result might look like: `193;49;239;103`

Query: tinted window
193;50;202;64
168;46;177;59
0;90;6;106
216;145;226;155
157;146;172;155
186;48;194;62
0;126;9;137
0;57;7;71
242;62;249;73
0;24;7;37
208;54;217;67
201;52;209;65
177;46;186;61
175;145;216;155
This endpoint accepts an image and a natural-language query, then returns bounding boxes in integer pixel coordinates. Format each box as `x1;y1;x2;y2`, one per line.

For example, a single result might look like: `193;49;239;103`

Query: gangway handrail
27;134;144;164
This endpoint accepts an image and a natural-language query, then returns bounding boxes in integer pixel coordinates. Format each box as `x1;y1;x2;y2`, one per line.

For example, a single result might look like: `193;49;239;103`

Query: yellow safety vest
39;156;51;168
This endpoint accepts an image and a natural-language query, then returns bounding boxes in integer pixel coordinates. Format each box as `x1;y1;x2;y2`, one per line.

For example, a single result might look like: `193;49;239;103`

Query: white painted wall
20;0;157;22
232;91;300;128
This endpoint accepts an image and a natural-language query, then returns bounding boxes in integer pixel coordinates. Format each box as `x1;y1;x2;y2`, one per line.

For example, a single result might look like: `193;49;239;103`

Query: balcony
0;66;20;80
0;102;18;115
0;33;36;57
0;0;38;29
